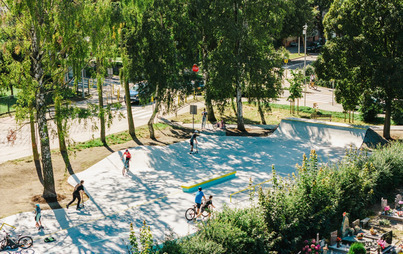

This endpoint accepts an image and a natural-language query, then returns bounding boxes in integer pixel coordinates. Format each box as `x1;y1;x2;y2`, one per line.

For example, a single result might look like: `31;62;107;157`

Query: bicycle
0;230;33;250
185;203;209;221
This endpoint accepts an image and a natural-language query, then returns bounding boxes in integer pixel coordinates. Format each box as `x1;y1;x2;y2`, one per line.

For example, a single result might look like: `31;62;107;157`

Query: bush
348;242;366;254
359;93;382;122
392;100;403;125
157;142;403;253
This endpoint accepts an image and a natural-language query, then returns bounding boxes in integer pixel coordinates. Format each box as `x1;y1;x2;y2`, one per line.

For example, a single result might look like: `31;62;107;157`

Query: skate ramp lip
273;118;368;149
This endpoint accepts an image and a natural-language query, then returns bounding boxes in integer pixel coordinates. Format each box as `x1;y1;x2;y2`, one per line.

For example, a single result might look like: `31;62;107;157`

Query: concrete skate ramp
273;118;368;149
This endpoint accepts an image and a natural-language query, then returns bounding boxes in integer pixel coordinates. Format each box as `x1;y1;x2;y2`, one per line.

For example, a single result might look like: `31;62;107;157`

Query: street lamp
303;24;308;107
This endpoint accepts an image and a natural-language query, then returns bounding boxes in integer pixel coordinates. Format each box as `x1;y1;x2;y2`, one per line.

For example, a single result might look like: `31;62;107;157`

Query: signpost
190;105;197;130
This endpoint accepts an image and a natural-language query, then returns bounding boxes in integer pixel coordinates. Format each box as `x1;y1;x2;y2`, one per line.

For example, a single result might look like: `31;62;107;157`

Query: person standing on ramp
123;149;132;176
189;130;198;154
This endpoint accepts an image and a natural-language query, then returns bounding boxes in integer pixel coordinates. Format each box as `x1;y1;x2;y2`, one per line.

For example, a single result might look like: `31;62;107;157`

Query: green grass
171;101;370;126
69;123;171;151
0;96;18;115
288;53;306;60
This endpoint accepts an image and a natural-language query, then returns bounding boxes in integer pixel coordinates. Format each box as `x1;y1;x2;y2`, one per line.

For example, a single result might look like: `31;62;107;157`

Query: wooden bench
311;113;332;121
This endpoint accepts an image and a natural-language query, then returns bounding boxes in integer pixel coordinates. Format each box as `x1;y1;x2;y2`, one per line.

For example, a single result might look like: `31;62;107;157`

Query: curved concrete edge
284;117;369;130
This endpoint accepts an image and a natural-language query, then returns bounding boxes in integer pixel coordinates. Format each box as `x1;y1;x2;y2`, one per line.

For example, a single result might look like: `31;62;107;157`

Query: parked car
124;83;140;104
290;41;298;47
306;42;322;53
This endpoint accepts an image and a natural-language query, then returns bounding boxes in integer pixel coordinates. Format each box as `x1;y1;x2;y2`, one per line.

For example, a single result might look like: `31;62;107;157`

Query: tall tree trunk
257;99;266;124
383;99;391;139
29;102;42;185
231;97;237;115
32;28;56;200
236;84;245;131
202;41;216;124
123;71;136;139
55;95;73;174
97;58;106;144
202;70;216;123
148;85;160;140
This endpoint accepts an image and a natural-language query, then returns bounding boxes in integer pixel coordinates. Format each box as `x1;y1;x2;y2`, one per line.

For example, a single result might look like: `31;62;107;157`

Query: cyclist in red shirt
123;149;131;176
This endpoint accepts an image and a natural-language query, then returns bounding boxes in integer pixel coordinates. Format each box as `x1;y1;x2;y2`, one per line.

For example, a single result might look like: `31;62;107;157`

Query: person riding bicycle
194;187;206;215
123;149;131;176
195;195;215;220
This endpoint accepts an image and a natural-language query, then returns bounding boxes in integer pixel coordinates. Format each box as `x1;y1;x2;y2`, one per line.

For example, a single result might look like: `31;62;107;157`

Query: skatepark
0;118;378;253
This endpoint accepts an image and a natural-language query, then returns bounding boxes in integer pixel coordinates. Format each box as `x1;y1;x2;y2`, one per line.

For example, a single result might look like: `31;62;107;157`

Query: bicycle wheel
18;236;33;249
185;208;196;221
201;209;209;218
0;239;7;250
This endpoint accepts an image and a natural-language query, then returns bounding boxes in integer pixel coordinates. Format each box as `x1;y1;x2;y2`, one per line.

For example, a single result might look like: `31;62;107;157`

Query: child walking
34;204;43;230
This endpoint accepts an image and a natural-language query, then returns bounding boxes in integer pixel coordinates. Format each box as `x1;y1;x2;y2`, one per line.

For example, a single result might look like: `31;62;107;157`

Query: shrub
157;141;403;253
348;242;366;254
359;93;382;122
392;100;403;125
379;219;391;226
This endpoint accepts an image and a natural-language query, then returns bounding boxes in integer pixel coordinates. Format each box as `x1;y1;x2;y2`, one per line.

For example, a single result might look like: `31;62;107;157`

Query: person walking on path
201;109;207;129
67;180;85;210
195;195;215;220
189;131;198;154
123;149;132;176
194;187;206;215
34;204;43;230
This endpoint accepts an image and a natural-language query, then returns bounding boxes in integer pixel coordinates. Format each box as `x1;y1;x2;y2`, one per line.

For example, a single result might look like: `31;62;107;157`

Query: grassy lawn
171;102;370;126
288;53;306;60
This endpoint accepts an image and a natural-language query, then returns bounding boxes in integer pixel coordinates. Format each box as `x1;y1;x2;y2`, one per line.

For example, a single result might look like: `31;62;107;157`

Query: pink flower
316;252;318;254
308;248;312;252
304;240;309;244
315;244;320;250
377;239;386;249
311;244;315;249
384;206;390;211
312;239;316;244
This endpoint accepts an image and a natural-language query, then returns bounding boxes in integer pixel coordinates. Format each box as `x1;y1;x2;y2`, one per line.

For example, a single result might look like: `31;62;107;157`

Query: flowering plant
377;239;386;250
357;233;364;238
301;239;321;254
384;206;391;215
397;211;403;217
336;237;342;242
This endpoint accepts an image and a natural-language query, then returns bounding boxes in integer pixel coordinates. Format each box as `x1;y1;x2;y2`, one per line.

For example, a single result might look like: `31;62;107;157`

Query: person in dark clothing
66;180;85;210
195;195;215;220
189;130;198;154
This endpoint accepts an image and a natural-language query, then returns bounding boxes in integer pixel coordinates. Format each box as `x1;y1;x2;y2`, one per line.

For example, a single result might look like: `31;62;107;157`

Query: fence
0;95;17;115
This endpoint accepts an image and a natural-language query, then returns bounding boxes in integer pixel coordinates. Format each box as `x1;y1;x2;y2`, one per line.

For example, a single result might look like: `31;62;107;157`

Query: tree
0;0;87;199
317;0;403;138
127;0;180;140
287;70;304;114
209;0;286;131
279;0;314;43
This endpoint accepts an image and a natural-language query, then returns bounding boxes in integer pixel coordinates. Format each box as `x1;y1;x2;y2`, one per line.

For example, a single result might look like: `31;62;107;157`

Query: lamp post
303;24;307;107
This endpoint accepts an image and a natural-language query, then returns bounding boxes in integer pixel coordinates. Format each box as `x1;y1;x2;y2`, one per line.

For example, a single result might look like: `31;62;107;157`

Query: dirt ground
0;127;402;220
0;127;193;218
